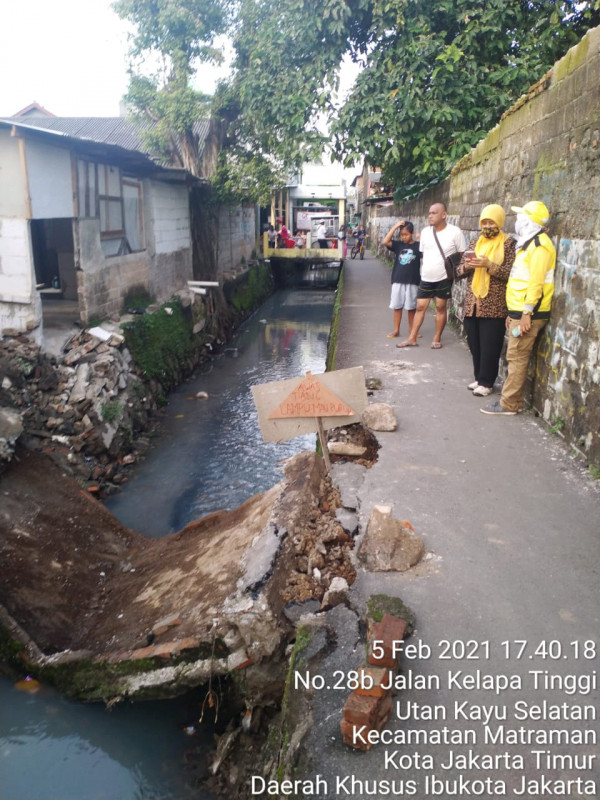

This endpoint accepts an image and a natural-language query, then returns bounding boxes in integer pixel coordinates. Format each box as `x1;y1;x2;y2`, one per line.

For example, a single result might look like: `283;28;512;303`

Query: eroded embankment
0;447;359;703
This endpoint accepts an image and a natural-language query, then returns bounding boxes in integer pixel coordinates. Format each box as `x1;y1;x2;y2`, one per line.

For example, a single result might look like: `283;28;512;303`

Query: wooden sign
251;366;367;444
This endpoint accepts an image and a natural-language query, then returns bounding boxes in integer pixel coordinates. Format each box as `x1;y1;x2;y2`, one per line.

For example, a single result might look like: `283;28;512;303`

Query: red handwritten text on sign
268;375;354;419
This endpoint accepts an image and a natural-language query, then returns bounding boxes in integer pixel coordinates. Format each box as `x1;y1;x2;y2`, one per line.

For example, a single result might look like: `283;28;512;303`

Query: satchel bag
432;227;462;281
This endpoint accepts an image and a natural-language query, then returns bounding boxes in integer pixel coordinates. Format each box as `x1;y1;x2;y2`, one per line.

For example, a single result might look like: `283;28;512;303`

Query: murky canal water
105;287;336;535
0;286;336;800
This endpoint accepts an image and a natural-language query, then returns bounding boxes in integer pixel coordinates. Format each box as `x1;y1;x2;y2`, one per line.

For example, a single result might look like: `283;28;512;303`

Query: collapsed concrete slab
0;446;347;701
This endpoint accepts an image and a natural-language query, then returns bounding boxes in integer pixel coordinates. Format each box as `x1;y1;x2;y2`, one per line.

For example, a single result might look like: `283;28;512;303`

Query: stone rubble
0;329;205;493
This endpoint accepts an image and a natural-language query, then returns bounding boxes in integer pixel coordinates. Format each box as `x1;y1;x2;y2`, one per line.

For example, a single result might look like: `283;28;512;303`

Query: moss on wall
122;299;205;391
325;268;344;372
554;33;590;83
224;261;274;315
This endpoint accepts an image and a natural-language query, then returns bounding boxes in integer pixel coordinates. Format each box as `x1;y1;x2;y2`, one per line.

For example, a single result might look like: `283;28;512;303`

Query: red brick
354;665;392;697
343;692;387;727
152;641;177;658
340;719;373;750
368;614;408;667
152;613;182;637
172;637;200;655
130;645;155;660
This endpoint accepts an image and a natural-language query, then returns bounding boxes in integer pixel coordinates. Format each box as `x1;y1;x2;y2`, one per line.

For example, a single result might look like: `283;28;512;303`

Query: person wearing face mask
481;200;555;416
456;204;516;397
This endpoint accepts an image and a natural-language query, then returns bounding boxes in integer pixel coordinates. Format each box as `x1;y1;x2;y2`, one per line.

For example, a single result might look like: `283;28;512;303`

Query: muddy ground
0;426;377;687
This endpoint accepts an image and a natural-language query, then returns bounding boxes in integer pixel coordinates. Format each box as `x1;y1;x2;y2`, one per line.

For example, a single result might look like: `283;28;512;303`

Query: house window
77;160;97;218
122;179;144;252
98;164;124;236
77;159;146;256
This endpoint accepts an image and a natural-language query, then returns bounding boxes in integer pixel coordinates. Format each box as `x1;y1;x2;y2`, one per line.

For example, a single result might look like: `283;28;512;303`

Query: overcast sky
0;0;230;117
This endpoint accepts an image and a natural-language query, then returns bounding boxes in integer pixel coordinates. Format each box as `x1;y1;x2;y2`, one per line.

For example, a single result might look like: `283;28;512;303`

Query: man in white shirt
316;221;329;249
397;201;466;349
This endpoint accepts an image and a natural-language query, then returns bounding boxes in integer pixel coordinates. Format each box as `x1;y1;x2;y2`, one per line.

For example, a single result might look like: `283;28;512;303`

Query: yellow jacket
506;233;555;318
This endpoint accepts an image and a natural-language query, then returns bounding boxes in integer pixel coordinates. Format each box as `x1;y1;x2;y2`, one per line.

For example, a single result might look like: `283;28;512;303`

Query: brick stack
341;613;408;749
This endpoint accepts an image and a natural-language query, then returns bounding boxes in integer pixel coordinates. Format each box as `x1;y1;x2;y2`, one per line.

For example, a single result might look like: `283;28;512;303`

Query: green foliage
122;299;200;388
548;415;566;434
588;464;600;480
331;0;600;197
122;284;155;313
224;0;599;198
212;149;289;206
113;0;600;197
112;0;232;174
225;262;274;313
326;269;344;372
101;400;124;423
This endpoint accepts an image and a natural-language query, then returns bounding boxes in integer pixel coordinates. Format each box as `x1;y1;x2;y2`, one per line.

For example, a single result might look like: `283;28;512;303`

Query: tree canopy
226;0;600;198
113;0;232;176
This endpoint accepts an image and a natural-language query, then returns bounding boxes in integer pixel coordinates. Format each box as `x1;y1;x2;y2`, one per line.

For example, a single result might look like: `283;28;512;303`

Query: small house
0;115;207;339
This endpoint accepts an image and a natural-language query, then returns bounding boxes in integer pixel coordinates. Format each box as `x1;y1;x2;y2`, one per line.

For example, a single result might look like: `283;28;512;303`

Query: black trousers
463;315;506;388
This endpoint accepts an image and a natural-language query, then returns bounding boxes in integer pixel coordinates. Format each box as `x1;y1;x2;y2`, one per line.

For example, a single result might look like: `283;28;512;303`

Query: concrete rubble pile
0;330;158;490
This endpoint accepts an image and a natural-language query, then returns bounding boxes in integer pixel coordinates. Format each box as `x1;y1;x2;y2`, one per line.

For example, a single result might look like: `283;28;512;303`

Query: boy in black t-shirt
382;220;421;338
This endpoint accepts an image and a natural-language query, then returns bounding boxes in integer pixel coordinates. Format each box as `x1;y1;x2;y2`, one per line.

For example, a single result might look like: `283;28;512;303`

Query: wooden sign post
251;366;368;472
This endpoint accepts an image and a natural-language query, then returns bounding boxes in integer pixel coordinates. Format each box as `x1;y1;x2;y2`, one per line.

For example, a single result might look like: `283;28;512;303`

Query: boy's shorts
417;279;453;300
390;282;418;310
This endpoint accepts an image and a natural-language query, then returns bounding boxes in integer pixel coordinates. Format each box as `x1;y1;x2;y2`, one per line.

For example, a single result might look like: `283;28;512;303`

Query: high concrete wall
369;26;600;464
216;203;258;276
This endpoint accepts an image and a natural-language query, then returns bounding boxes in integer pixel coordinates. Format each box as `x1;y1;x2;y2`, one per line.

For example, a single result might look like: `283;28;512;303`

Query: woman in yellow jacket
481;201;555;416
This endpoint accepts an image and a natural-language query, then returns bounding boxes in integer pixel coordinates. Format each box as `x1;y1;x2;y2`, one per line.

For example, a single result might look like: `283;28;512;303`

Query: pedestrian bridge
262;233;344;263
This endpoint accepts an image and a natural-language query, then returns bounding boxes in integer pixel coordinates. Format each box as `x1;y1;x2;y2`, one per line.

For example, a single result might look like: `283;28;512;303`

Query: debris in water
196;391;209;399
14;676;41;693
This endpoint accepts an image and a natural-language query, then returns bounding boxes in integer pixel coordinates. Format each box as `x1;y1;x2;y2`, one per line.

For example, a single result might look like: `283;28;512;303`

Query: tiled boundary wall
369;26;600;465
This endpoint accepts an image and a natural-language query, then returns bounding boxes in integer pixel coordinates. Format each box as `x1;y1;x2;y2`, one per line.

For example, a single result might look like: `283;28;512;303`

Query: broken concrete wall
369;26;600;464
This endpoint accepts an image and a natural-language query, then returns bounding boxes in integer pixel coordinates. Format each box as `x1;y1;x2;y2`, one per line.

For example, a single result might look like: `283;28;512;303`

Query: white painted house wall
25;140;74;219
150;181;191;255
0;130;40;334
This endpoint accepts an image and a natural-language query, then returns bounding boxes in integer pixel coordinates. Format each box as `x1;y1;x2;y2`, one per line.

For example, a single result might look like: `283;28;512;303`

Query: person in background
295;230;306;248
337;225;347;257
277;216;291;246
316;220;329;249
397;201;465;349
481;200;555;415
456;204;515;397
267;223;277;249
382;220;421;339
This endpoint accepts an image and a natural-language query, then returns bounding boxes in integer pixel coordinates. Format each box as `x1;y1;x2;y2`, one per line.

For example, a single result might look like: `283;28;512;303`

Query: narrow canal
105;286;336;534
0;284;337;800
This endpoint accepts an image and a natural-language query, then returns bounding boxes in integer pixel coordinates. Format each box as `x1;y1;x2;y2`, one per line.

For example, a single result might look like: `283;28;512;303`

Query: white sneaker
467;381;479;390
473;385;493;397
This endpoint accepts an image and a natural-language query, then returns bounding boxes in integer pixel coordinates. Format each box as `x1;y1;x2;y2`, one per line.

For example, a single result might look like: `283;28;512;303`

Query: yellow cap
511;201;550;226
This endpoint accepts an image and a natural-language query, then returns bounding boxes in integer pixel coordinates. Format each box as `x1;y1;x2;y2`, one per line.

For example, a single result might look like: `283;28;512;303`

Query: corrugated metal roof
0;116;210;158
